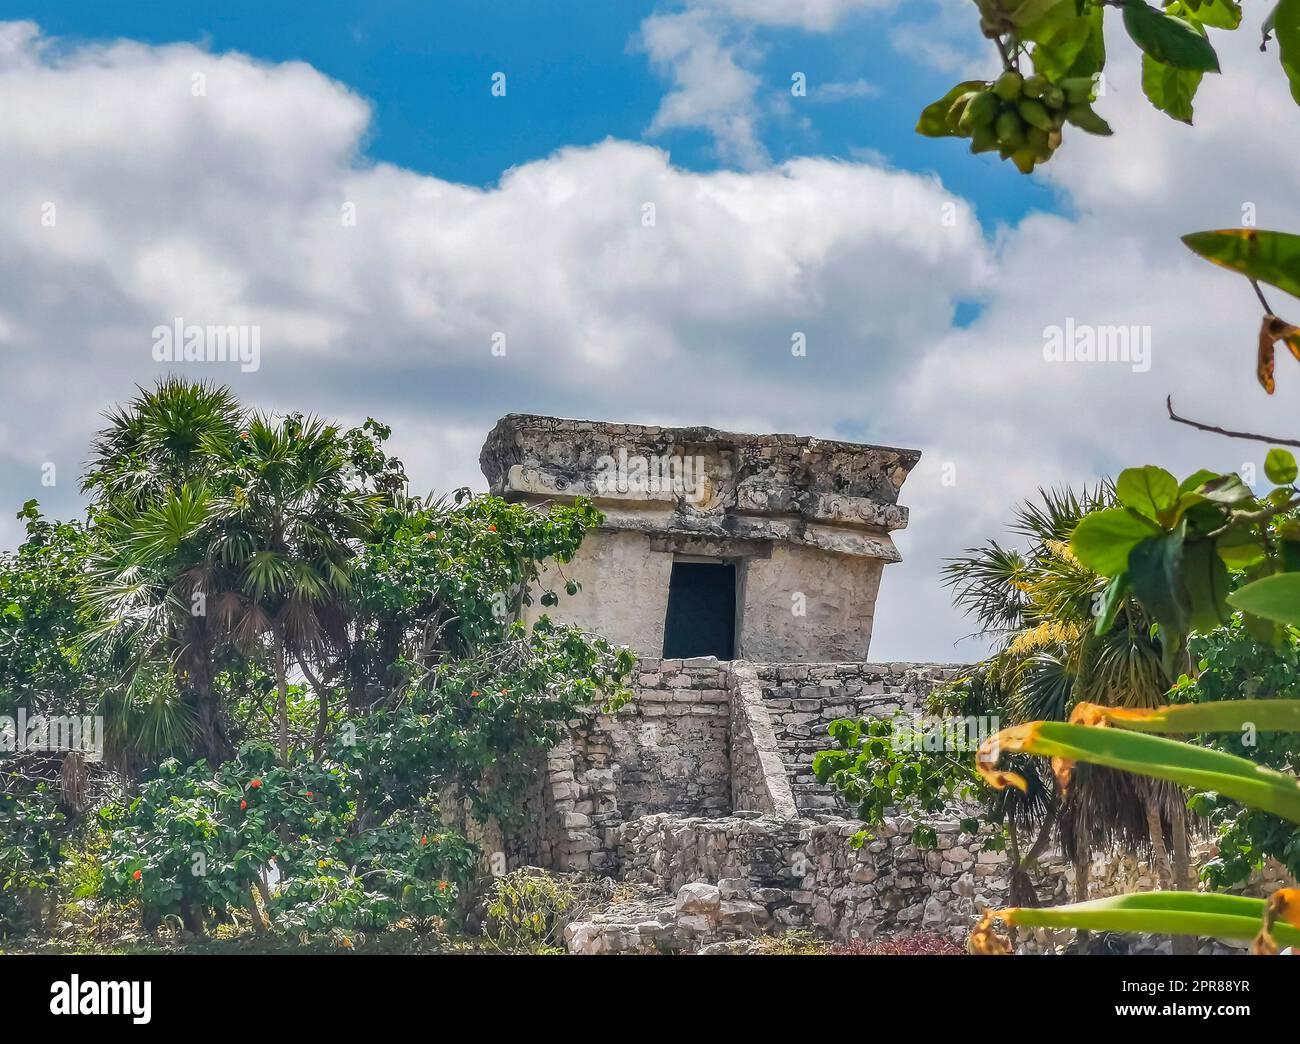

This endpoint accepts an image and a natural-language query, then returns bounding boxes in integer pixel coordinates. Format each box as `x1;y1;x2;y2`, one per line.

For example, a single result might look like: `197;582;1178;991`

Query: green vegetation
924;1;1300;172
0;379;633;947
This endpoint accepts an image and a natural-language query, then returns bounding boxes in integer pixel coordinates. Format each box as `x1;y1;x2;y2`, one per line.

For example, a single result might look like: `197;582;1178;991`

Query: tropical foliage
0;379;632;941
926;1;1300;172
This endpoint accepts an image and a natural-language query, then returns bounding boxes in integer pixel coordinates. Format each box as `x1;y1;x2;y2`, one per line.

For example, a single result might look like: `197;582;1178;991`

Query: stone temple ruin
479;415;1280;954
479;414;917;662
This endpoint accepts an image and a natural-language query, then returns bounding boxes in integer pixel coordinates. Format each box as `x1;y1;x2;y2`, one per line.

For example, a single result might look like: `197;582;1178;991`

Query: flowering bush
99;744;475;936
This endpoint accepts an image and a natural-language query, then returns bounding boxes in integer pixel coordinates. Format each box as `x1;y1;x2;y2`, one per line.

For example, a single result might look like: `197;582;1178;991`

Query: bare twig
1251;279;1274;315
1166;395;1300;448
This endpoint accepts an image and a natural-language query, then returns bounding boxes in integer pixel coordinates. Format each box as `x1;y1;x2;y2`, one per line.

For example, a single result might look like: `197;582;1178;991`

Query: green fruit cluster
945;70;1110;173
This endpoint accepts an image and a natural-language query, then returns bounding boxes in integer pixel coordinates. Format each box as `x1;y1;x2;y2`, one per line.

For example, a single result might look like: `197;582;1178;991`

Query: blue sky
14;0;1054;227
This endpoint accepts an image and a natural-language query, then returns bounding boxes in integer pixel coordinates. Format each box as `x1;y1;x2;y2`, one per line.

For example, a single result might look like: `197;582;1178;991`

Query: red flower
240;799;248;810
133;869;142;881
250;778;262;789
470;690;479;699
438;880;448;891
488;524;497;532
420;835;428;846
500;688;508;695
306;791;314;798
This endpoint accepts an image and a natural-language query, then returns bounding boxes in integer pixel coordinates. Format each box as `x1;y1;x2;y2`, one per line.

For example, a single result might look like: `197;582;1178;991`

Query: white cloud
637;9;768;167
0;20;987;565
634;0;895;165
4;13;1300;668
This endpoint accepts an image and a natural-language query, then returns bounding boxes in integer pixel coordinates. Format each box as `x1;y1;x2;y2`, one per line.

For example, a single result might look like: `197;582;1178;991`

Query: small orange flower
133;869;142;881
250;778;262;788
240;799;248;810
305;791;314;798
420;835;428;846
488;524;497;532
438;880;448;891
500;688;508;695
470;690;479;699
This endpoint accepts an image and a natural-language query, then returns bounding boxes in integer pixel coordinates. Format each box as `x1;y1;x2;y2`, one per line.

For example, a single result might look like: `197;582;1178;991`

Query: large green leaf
1127;526;1189;664
994;892;1300;946
1182;229;1300;303
981;719;1300;822
1141;53;1203;122
1276;0;1300;107
1122;1;1221;71
1070;507;1161;577
1077;697;1300;734
916;81;986;137
1115;464;1179;522
1182;538;1231;631
1228;571;1300;627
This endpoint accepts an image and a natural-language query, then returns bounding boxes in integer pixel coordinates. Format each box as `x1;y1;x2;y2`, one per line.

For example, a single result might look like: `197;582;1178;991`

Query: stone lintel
480;414;919;563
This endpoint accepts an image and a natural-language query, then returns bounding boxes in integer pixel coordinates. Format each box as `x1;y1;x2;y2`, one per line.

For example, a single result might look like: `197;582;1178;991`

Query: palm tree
944;487;1197;950
81;380;243;763
203;412;379;763
83;378;241;507
81;383;380;766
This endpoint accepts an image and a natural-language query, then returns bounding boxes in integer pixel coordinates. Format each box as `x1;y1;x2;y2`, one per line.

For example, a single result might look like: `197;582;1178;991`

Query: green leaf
1178;0;1242;30
1070;507;1161;577
995;892;1300;947
1115;465;1179;522
1276;0;1300;107
1122;1;1221;71
1093;572;1130;635
1195;471;1255;504
1266;447;1298;485
916;80;987;137
1228;572;1300;627
1182;229;1300;303
987;720;1300;823
1182;539;1231;632
1064;4;1107;79
1141;53;1203;122
1027;1;1095;79
1083;697;1300;734
1178;469;1220;494
1127;525;1189;639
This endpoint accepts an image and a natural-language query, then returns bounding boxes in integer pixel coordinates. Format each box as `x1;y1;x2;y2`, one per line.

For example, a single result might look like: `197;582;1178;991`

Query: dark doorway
662;560;736;660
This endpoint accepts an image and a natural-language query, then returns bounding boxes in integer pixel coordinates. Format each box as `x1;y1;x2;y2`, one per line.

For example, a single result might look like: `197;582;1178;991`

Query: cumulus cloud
634;0;894;165
0;21;987;550
3;13;1299;666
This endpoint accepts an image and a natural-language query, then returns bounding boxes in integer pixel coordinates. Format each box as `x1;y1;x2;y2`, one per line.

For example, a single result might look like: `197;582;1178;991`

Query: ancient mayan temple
479;414;918;662
476;415;1171;954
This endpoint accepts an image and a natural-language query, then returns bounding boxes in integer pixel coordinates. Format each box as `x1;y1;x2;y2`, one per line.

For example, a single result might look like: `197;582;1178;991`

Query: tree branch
1166;396;1300;448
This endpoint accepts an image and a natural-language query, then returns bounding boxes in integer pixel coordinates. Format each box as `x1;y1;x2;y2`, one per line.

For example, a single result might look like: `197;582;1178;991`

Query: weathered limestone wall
738;546;884;662
615;812;1074;947
537;658;732;874
523;529;674;653
752;661;965;812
